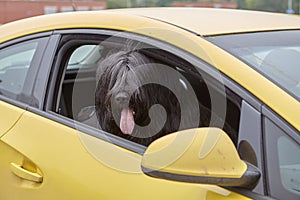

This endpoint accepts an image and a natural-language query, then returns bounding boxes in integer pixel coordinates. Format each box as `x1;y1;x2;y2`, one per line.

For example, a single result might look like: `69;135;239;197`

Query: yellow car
0;7;299;200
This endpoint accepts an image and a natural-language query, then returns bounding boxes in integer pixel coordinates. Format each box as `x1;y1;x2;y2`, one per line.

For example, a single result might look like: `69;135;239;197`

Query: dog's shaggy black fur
95;50;238;146
95;50;201;146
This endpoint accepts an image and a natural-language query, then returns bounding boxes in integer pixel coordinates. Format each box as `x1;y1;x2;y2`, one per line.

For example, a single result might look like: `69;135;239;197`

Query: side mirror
141;128;260;189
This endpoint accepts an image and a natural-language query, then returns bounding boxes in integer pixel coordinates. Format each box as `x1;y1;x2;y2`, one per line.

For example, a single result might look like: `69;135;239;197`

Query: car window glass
0;39;44;99
207;31;300;101
278;136;300;195
67;45;102;70
264;117;300;200
53;36;242;148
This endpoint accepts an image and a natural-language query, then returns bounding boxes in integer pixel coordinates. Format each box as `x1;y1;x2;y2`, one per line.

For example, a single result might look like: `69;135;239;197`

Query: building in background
0;0;107;24
171;2;237;9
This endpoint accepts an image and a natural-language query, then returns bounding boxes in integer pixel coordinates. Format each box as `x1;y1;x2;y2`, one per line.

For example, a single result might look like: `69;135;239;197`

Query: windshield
207;30;300;101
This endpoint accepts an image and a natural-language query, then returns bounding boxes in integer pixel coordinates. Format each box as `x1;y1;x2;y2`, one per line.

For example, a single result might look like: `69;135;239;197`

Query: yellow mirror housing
142;128;260;188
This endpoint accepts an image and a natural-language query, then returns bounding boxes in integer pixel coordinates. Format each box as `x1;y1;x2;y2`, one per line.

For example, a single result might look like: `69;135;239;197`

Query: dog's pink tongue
120;108;134;135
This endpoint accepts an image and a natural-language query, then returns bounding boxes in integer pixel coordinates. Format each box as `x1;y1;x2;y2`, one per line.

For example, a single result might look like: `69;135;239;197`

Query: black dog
93;48;240;147
94;50;201;146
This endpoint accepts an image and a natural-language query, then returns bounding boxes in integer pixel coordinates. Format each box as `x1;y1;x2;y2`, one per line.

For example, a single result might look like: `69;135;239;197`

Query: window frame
44;30;256;143
41;29;260;154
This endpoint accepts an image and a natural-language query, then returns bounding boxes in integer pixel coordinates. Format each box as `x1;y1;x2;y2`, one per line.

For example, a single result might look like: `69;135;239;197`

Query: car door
0;35;50;195
0;30;253;199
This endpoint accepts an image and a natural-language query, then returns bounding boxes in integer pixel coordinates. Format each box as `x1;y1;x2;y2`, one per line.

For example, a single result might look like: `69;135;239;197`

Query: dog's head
95;50;183;145
95;51;160;138
95;50;203;145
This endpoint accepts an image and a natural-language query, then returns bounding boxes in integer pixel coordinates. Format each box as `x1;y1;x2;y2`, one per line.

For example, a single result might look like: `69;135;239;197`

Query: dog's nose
115;92;129;105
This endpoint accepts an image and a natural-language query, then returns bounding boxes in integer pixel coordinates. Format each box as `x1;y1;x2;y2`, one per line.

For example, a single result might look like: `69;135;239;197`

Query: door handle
10;162;43;183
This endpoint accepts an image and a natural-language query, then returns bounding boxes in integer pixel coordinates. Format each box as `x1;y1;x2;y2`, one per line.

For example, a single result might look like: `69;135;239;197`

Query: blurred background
0;0;299;24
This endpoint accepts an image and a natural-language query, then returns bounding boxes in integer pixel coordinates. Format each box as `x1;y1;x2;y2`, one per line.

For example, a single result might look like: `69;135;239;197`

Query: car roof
106;7;300;36
1;7;300;43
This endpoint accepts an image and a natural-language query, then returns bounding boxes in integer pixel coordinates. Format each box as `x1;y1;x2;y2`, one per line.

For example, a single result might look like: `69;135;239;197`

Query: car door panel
0;100;25;137
0;140;43;199
0;111;249;200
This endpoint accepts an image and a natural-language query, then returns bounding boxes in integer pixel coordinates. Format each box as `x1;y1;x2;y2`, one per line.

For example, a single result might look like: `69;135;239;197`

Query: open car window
51;34;242;149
